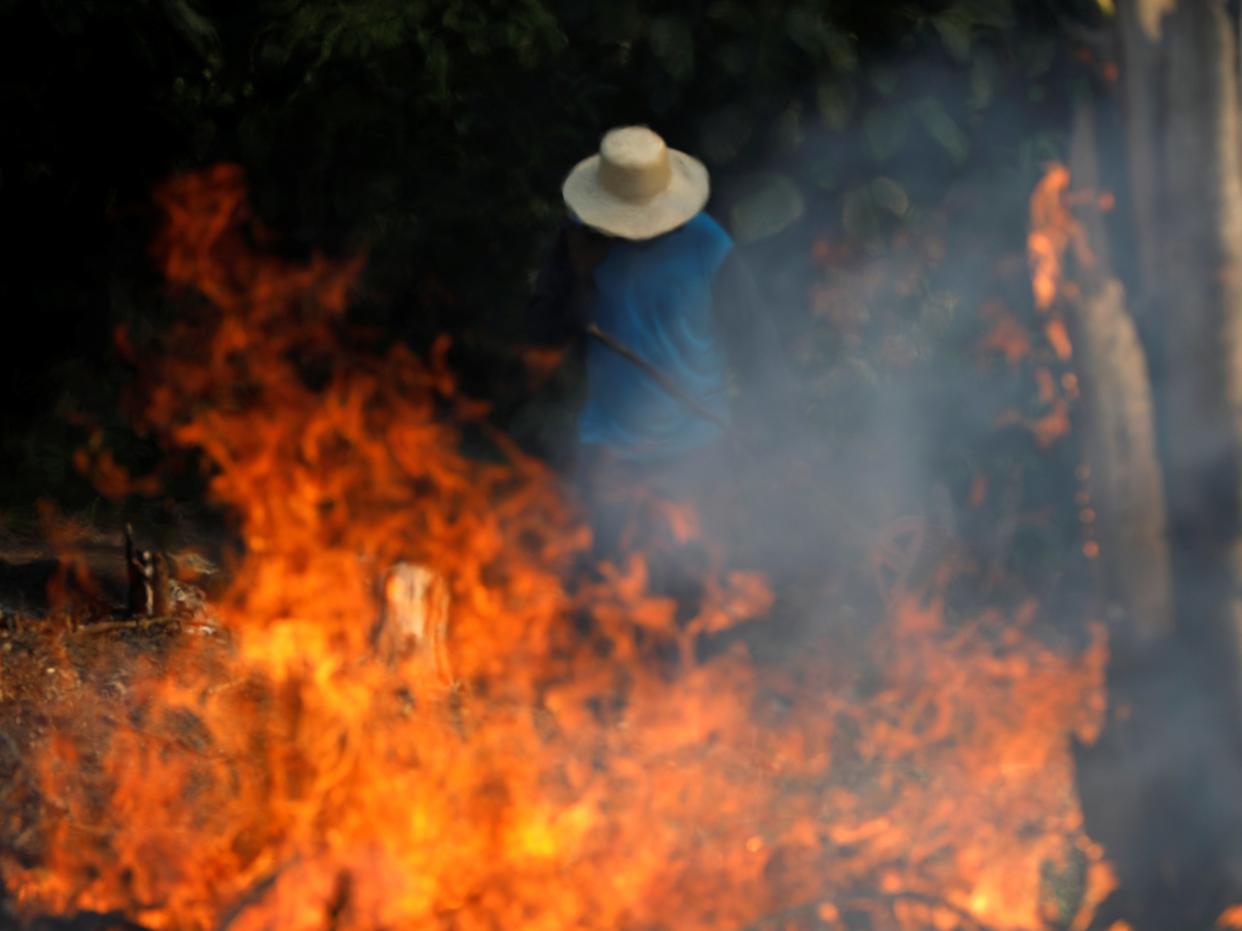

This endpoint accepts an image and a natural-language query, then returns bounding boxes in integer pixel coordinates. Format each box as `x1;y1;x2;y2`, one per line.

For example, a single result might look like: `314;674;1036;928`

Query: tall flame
3;166;1110;930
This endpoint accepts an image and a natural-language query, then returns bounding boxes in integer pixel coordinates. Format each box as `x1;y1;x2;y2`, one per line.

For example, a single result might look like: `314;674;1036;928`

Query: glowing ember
1;166;1111;930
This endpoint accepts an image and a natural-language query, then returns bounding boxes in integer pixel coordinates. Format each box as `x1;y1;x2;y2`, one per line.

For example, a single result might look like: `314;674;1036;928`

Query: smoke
10;23;1242;930
514;48;1242;924
528;80;1074;628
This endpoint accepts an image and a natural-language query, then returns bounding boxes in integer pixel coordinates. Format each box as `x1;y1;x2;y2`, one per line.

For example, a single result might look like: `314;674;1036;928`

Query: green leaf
785;6;827;55
933;0;1015;63
697;106;754;163
713;40;751;76
816;79;855;130
1022;36;1057;78
730;173;805;244
706;0;753;30
648;16;695;82
868;64;900;97
163;0;221;61
810;155;841;191
823;26;858;72
340;29;371;58
960;0;1016;30
840;191;873;238
773;102;803;153
970;49;999;110
933;10;973;62
842;179;909;243
914;96;969;164
863;106;910;160
598;4;645;43
258;34;295;67
425;40;450;102
870;177;909;217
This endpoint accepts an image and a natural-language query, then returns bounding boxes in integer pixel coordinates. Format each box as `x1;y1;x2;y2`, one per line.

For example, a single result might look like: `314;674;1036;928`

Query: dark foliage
0;0;1102;514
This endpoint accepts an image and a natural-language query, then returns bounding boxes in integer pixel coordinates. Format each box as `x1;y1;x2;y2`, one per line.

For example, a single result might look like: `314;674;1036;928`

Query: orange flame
1006;164;1113;449
1027;164;1093;314
2;166;1112;931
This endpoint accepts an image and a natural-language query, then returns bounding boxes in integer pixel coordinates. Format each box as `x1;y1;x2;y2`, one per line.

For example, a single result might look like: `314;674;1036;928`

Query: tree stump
374;562;452;685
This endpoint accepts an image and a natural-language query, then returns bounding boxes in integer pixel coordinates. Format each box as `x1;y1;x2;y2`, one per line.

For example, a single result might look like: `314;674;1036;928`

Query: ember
1;167;1110;931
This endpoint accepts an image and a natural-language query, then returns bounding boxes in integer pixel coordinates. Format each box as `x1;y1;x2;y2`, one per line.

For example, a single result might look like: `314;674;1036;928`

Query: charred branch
23;912;155;931
124;524;171;621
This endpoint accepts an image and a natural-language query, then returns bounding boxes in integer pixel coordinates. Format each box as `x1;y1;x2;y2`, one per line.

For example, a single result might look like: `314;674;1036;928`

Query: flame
998;164;1115;450
1027;164;1092;313
1026;162;1088;372
2;166;1112;930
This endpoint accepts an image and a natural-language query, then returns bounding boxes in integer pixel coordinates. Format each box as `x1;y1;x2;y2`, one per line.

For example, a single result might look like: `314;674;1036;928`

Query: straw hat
562;126;710;241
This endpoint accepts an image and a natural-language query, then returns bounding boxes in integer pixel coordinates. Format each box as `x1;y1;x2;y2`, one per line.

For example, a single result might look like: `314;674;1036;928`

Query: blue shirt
577;213;734;461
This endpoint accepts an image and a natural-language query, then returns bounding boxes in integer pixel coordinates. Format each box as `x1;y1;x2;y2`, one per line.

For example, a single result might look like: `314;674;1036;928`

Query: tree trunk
1159;0;1242;729
1066;96;1173;646
1075;2;1242;926
1115;0;1166;308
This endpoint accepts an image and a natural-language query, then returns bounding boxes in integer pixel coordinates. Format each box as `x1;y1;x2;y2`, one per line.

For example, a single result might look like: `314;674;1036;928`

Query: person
526;125;787;558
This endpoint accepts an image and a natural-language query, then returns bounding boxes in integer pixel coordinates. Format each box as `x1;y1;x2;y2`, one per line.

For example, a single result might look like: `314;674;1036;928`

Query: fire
1;166;1111;930
1027;164;1092;313
1026;161;1114;352
987;163;1112;451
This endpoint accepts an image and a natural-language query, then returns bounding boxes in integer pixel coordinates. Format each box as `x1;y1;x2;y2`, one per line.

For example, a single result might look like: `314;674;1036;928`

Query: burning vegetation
0;165;1124;930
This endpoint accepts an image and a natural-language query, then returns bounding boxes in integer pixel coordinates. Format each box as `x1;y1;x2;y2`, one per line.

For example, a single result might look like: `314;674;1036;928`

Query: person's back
578;210;733;461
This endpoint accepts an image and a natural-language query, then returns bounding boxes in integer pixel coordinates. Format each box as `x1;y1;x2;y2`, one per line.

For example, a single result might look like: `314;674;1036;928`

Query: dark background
0;0;1101;520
